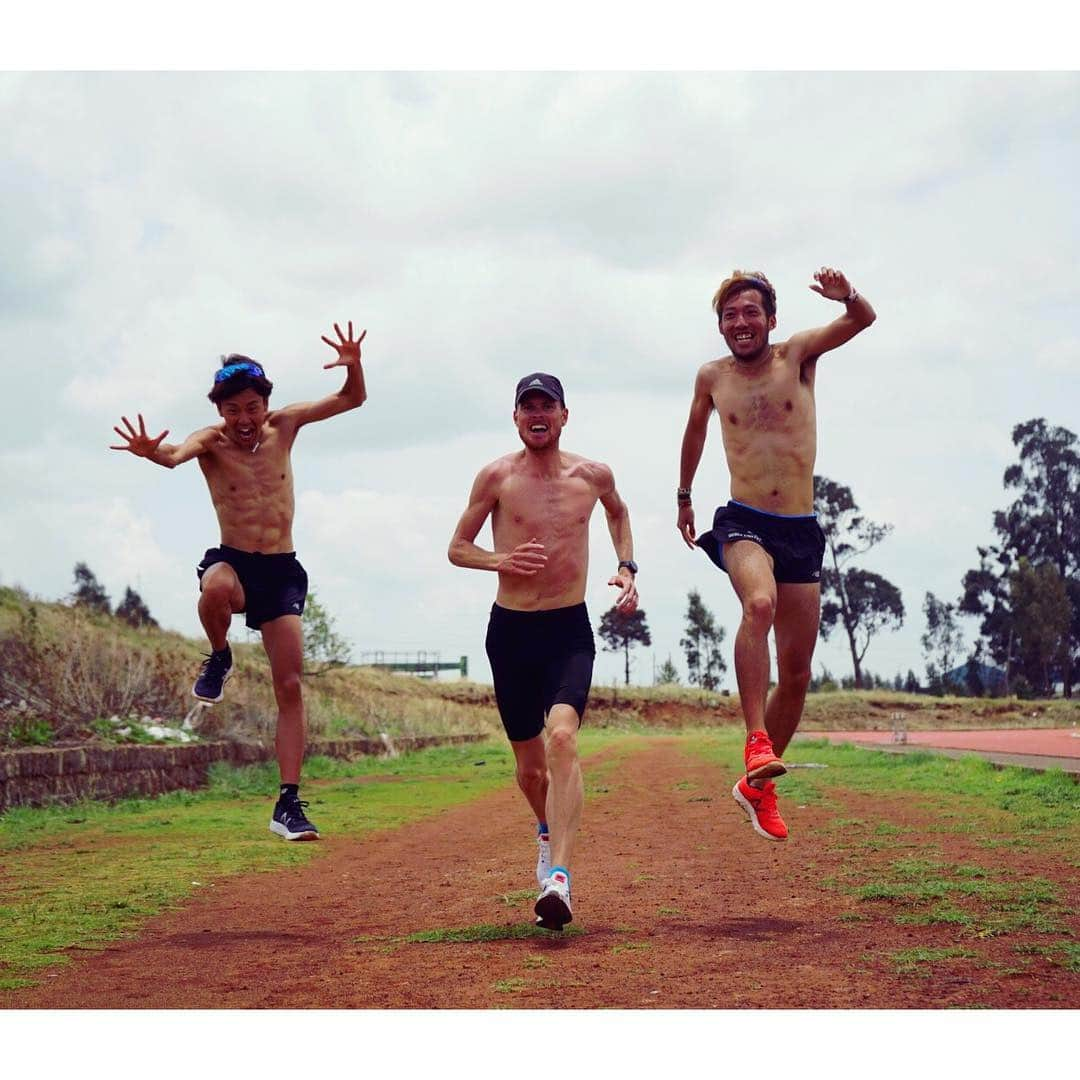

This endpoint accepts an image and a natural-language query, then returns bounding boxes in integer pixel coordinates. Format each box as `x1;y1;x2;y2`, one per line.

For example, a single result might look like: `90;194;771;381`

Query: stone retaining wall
0;733;487;813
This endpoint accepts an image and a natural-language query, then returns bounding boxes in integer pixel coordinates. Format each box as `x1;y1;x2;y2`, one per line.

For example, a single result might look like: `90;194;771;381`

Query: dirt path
4;737;1077;1009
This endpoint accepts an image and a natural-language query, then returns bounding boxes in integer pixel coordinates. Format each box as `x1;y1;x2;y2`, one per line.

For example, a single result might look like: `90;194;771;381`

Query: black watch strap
618;559;638;575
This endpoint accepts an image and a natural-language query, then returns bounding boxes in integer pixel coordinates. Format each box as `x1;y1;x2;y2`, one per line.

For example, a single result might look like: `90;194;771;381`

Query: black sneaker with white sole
193;648;233;703
270;795;320;841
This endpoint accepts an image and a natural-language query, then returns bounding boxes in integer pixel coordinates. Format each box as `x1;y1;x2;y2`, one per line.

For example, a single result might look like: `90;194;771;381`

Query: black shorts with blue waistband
696;500;826;585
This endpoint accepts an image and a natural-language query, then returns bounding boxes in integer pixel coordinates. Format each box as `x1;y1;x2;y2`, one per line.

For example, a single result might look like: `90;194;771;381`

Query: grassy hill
2;585;1078;749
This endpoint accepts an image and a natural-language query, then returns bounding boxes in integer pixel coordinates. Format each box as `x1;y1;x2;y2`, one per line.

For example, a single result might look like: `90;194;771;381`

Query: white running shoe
535;870;572;931
536;834;551;885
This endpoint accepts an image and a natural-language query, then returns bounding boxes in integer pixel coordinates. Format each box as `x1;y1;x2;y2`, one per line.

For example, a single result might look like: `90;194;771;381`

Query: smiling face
514;390;567;451
216;388;269;448
719;286;777;363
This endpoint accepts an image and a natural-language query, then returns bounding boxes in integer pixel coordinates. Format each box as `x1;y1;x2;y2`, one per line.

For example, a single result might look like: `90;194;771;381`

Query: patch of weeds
895;903;974;928
522;954;549;970
632;873;655;885
688;796;712;803
873;822;909;836
611;941;652;955
405;923;583;944
837;912;869;923
493;978;527;993
657;908;683;917
497;890;536;907
1011;942;1080;972
889;946;978;976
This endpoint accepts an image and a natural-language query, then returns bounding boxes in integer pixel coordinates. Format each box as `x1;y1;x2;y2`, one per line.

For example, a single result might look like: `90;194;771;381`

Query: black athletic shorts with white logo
196;545;309;630
696;500;826;585
485;602;596;743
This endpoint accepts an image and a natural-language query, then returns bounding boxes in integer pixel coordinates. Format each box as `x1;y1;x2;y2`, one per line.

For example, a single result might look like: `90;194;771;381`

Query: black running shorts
485;602;596;743
696;500;826;585
196;545;309;630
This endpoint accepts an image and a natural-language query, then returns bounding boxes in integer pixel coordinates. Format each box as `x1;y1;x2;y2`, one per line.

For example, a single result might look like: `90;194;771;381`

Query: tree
1009;558;1071;696
597;607;651;686
961;418;1080;696
815;476;904;689
679;589;727;691
921;592;963;695
654;656;680;686
302;591;352;675
115;586;158;629
70;562;110;615
903;669;921;694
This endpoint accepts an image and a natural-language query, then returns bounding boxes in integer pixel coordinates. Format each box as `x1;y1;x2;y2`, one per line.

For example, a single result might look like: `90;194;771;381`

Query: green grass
889;946;979;976
0;740;521;986
0;732;636;989
404;923;584;944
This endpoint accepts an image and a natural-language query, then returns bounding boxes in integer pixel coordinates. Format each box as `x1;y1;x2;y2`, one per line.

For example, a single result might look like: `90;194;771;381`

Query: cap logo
530;378;542;386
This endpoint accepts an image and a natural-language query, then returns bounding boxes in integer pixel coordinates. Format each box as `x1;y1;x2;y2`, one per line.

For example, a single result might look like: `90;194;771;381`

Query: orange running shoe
732;775;788;841
744;729;786;781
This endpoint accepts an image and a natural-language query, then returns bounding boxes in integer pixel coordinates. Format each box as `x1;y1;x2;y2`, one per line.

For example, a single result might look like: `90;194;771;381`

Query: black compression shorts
485;602;596;742
196;545;309;630
696;500;826;585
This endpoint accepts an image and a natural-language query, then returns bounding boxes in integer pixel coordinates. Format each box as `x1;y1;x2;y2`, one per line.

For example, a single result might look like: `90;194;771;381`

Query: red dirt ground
3;737;1078;1009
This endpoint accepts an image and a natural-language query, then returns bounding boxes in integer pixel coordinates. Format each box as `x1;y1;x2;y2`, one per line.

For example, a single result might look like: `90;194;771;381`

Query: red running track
798;728;1080;774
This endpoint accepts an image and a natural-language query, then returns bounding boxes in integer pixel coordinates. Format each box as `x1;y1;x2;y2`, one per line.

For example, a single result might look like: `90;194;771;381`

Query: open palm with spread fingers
809;266;852;301
110;413;168;458
321;321;366;369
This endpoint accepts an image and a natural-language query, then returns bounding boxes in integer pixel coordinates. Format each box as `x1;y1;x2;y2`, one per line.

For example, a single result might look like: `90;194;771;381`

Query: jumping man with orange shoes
677;268;876;840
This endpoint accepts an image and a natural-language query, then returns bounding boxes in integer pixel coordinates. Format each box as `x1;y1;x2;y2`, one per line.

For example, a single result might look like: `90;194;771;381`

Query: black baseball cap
515;373;565;406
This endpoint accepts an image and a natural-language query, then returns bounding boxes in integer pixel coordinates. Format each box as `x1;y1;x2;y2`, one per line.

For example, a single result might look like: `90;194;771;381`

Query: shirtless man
448;373;638;930
678;269;875;841
109;323;367;841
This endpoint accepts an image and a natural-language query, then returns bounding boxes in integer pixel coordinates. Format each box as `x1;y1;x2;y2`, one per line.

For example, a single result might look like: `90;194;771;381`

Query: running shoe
732;775;788;841
744;728;786;781
536;829;551;886
535;869;573;931
270;795;320;841
193;648;233;703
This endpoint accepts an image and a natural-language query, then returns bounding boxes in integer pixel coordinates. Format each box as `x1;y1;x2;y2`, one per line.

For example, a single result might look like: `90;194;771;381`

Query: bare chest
202;434;293;500
715;360;814;435
497;475;595;535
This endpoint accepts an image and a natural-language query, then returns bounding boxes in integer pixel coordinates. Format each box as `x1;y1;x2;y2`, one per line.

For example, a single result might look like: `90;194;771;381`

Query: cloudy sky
2;69;1078;689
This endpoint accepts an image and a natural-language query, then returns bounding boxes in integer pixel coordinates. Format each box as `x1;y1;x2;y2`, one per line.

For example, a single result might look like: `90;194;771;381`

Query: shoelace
281;798;312;825
198;652;231;677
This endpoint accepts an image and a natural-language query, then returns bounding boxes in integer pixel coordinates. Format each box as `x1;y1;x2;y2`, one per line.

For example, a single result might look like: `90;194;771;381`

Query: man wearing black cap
448;373;639;930
677;267;876;843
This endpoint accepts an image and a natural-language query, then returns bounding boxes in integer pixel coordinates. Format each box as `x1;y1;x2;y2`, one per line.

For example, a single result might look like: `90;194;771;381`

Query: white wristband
842;288;858;303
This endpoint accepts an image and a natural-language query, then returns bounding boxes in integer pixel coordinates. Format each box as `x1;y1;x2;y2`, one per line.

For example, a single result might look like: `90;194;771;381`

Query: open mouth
734;332;754;344
237;426;256;440
529;424;549;434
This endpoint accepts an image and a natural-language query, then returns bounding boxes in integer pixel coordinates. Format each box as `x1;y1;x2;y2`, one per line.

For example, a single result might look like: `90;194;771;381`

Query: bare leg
509;733;549;823
544;704;583;871
723;541;778;736
260;614;306;785
198;563;244;652
765;582;821;757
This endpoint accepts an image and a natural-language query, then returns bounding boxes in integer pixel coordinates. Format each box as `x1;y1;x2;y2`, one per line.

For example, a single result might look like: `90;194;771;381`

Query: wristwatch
618;560;638;575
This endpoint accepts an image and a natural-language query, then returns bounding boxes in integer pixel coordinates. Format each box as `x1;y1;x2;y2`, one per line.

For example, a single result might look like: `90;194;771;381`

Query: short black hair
207;354;274;405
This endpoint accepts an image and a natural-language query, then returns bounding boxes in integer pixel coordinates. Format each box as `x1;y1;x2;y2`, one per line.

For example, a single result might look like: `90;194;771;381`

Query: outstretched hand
321;321;366;369
809;266;852;302
109;414;168;458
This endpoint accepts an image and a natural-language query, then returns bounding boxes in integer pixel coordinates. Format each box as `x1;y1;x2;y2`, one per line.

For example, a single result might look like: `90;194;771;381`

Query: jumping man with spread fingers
678;269;876;841
110;322;368;842
449;373;639;931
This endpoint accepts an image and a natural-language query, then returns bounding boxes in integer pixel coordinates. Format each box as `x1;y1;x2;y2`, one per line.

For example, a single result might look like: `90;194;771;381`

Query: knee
516;764;547;792
546;724;578;760
741;593;776;633
199;581;234;609
273;670;304;706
